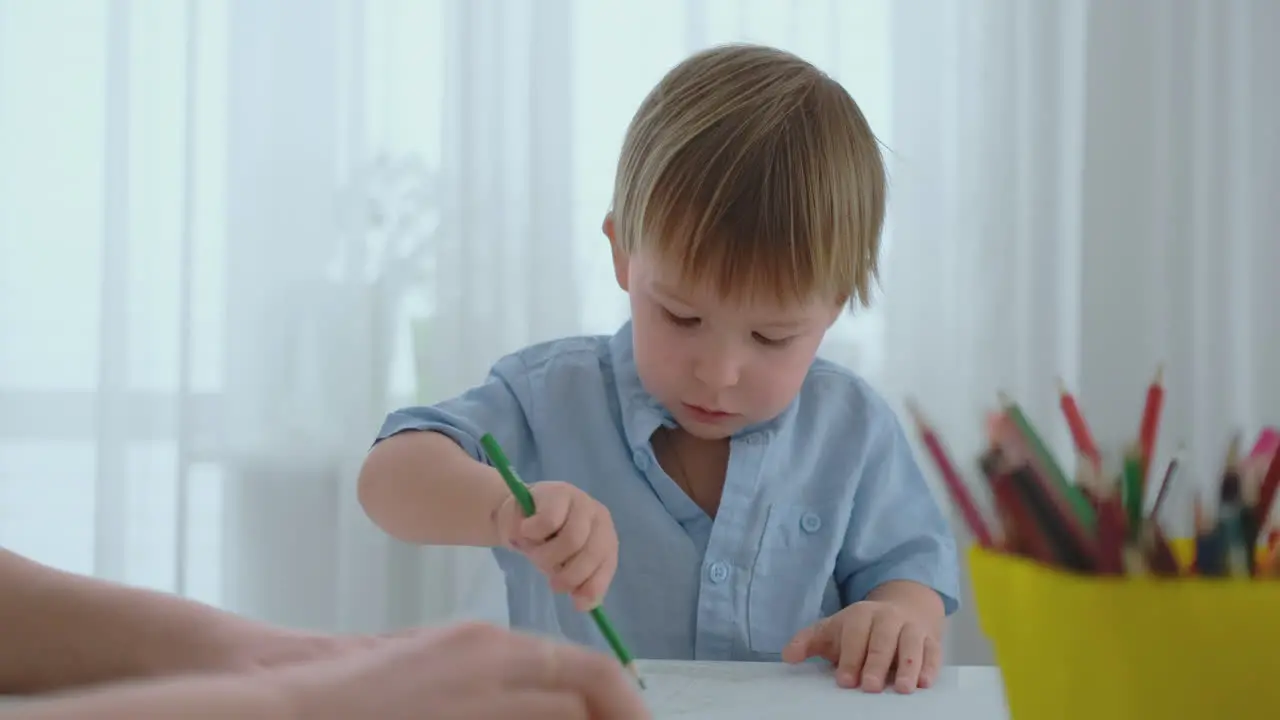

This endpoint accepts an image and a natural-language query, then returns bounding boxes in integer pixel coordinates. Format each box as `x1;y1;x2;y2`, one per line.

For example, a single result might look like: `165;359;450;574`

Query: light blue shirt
374;322;960;661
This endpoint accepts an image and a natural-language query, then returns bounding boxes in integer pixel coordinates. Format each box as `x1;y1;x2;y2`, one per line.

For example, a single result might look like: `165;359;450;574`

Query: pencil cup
969;546;1280;720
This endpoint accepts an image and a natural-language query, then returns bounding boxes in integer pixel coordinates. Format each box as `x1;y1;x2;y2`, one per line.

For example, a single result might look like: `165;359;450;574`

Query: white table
638;661;1008;719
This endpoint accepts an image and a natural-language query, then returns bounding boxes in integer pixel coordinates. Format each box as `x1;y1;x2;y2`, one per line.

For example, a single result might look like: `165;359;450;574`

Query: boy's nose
693;350;740;390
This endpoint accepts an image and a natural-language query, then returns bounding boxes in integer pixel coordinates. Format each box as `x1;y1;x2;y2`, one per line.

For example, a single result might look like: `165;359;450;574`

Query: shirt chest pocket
746;503;842;655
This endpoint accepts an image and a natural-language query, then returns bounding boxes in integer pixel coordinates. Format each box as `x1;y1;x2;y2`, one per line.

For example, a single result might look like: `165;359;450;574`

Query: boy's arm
358;353;536;548
834;408;961;632
0;549;281;695
358;431;511;546
3;674;289;720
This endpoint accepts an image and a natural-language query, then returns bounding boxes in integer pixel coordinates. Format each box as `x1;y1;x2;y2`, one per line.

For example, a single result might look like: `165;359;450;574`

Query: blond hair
611;43;886;309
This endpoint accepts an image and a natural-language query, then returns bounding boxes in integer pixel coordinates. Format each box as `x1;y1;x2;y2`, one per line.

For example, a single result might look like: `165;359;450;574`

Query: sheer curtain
885;0;1280;663
0;0;890;637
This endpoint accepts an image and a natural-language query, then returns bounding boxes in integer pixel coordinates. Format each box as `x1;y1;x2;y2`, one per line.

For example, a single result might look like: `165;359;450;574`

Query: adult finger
919;635;943;688
461;630;648;718
550;643;650;719
831;612;872;687
857;617;903;693
892;624;926;693
446;691;590;720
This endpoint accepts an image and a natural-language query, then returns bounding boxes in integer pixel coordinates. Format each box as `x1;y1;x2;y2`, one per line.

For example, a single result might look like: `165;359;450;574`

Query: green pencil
999;393;1097;530
478;433;645;689
1121;444;1144;539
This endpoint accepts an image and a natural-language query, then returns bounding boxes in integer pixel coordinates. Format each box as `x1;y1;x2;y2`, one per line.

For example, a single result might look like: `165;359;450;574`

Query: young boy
359;43;960;694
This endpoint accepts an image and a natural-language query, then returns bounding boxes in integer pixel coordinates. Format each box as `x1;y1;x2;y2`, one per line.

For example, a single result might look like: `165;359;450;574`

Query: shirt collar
607;320;800;452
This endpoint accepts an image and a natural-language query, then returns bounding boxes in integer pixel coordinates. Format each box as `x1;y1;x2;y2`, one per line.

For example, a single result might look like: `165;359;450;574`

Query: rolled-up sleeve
835;414;962;615
373;352;537;476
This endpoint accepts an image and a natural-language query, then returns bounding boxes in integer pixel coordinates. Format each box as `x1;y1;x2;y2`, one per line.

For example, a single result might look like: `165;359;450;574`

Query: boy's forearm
0;550;249;695
357;431;511;547
866;580;947;637
3;674;292;720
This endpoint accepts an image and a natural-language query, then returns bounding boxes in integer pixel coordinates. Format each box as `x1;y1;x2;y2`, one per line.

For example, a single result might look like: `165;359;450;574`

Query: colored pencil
998;393;1096;531
917;376;1278;583
1249;427;1280;459
1193;497;1226;577
478;434;645;689
1137;365;1164;484
1121;445;1144;539
1093;484;1127;576
1142;523;1181;577
1149;446;1183;522
1218;436;1254;577
1056;378;1101;471
1256;449;1280;528
906;400;996;548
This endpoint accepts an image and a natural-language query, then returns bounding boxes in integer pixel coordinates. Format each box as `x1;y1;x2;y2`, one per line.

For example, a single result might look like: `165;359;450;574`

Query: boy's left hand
780;601;941;693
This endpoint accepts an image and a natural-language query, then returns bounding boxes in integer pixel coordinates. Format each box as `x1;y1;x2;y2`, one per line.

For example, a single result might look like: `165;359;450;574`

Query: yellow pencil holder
969;545;1280;720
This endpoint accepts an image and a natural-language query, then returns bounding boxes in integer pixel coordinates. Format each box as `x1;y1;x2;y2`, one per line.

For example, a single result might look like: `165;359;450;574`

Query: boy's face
605;216;841;440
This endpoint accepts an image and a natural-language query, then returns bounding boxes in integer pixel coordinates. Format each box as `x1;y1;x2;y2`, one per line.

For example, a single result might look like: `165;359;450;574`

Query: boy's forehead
646;273;829;324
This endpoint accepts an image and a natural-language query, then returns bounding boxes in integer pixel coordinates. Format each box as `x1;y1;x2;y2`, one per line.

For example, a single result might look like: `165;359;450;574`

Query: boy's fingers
537;511;595;568
892;625;926;693
783;614;837;664
857;618;902;693
833;612;873;687
570;557;614;612
551;523;606;594
521;493;573;541
919;635;943;688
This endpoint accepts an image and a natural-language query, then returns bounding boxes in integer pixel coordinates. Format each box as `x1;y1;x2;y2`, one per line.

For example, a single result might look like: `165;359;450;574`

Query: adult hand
276;621;650;719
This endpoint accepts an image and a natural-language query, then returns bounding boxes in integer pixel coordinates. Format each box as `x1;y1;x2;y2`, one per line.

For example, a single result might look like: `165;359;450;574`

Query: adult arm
0;548;277;695
1;674;289;720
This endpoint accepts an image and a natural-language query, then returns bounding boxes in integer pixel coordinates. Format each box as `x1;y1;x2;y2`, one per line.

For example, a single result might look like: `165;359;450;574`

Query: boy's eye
753;332;793;348
663;309;700;328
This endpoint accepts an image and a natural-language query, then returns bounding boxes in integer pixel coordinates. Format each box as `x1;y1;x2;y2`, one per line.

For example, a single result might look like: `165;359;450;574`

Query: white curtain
0;0;887;637
885;0;1280;662
4;0;1273;669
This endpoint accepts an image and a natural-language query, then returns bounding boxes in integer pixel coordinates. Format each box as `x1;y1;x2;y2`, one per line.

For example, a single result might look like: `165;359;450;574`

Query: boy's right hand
493;481;618;611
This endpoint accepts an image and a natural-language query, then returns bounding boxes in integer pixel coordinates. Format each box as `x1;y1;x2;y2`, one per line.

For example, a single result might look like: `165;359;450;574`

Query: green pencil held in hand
478;433;645;689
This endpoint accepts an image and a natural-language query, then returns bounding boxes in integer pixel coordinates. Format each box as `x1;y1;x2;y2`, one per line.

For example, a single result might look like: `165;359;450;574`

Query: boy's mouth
683;403;736;421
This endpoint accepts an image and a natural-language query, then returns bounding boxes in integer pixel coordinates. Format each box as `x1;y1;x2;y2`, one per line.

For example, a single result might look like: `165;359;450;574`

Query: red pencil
1256;450;1280;527
1057;378;1101;471
1137;365;1164;484
905;400;995;548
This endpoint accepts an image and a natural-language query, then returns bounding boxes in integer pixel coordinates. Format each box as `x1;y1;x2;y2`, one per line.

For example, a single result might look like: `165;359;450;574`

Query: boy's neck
654;428;730;518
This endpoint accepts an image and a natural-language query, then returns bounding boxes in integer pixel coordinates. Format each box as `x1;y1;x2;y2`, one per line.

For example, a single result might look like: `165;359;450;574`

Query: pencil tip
903;397;925;424
1153;363;1164;384
1227;433;1242;466
1055;376;1068;395
996;390;1012;407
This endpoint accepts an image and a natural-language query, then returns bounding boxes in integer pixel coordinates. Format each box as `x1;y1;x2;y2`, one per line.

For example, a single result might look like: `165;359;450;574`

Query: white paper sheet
637;661;1007;719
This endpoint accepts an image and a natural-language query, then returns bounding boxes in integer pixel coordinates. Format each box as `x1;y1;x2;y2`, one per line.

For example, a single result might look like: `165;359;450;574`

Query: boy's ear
604;214;630;292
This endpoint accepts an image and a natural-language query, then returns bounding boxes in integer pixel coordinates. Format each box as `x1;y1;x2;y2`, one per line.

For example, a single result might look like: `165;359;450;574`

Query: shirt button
744;433;764;445
633;451;649;470
800;512;822;533
707;561;730;584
